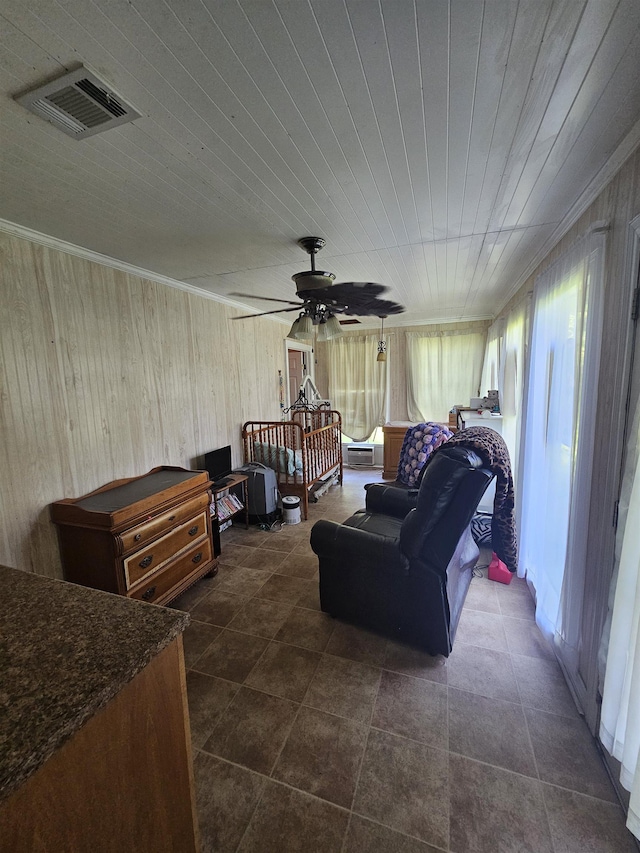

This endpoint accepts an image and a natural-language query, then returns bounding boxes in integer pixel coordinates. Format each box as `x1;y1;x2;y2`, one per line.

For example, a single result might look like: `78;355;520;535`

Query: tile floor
171;468;638;853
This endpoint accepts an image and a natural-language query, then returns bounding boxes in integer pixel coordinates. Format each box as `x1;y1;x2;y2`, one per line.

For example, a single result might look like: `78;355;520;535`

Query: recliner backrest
400;445;493;570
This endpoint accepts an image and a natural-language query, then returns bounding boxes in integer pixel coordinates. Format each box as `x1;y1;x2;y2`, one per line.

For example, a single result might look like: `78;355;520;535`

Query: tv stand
212;476;232;488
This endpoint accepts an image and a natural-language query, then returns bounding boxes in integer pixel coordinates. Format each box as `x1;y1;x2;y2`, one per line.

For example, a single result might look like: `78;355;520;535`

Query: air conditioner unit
346;444;375;467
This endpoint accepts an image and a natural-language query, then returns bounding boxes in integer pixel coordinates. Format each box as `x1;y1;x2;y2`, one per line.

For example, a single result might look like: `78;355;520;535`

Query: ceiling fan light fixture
324;313;342;340
296;313;314;339
287;316;302;339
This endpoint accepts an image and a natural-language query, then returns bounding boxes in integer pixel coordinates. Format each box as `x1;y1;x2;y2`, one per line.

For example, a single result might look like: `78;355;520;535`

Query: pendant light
376;315;387;362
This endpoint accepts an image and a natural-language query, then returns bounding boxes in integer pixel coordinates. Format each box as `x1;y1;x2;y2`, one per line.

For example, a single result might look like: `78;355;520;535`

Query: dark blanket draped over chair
428;426;518;572
310;445;494;656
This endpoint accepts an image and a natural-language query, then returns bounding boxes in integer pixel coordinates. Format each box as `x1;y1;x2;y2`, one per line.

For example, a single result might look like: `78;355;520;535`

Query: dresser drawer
123;511;209;589
119;492;210;553
128;538;213;604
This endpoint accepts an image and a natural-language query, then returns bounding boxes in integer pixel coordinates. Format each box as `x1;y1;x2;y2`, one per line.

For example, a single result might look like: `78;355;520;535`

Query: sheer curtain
518;231;605;666
480;319;504;399
326;334;387;442
599;396;640;841
406;329;486;422
500;301;529;489
480;300;529;490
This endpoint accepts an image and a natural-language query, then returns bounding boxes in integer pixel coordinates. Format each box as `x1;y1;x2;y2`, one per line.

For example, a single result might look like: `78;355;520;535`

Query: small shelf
215;491;244;520
210;472;249;556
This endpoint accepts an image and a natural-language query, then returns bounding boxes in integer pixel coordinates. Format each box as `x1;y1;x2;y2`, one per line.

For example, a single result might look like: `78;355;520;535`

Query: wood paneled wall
0;233;286;577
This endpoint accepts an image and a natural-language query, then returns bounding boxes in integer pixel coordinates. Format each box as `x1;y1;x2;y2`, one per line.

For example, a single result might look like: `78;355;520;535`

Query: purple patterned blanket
397;423;454;488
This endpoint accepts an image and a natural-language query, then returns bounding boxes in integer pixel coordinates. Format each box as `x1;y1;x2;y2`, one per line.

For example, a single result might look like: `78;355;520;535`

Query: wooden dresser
51;466;217;605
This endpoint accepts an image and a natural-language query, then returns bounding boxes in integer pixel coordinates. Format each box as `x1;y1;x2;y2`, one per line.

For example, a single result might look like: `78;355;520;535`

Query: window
406;329;486;422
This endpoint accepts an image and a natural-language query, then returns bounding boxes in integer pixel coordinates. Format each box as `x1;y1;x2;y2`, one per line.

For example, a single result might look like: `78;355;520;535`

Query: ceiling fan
230;237;404;338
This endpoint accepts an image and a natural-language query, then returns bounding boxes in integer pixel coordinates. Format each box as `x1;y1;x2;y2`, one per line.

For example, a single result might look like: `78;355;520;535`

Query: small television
204;445;233;485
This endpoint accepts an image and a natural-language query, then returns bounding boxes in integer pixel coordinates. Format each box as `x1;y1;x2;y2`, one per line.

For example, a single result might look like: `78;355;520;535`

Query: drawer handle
139;555;153;569
141;586;156;601
188;525;199;536
192;552;203;564
134;533;142;542
168;515;176;521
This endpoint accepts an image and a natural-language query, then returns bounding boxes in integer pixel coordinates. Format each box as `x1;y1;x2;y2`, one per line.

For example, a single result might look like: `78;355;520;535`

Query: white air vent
15;67;140;139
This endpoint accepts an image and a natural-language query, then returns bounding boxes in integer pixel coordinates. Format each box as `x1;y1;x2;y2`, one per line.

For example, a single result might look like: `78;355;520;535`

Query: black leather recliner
310;445;494;657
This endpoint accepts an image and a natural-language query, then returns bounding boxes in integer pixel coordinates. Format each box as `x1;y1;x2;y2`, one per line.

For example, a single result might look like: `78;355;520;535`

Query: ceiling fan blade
232;305;302;320
297;280;388;303
341;298;405;317
300;281;404;317
228;292;301;306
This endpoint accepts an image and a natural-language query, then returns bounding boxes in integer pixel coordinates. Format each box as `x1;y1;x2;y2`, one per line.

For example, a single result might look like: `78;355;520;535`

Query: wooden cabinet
0;638;199;853
51;466;218;605
382;422;414;479
0;563;198;852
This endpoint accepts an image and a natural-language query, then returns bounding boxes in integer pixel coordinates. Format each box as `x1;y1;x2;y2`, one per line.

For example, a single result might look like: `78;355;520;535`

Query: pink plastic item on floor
487;552;513;584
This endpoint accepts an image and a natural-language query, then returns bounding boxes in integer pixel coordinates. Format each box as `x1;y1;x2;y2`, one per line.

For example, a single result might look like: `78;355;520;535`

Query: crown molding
0;218;290;324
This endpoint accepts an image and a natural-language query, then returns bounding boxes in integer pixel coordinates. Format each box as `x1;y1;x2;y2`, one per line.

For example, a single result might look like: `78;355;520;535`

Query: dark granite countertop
0;565;189;803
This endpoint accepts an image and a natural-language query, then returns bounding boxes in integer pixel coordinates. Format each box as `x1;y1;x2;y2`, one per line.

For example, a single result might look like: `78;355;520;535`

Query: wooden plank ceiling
1;0;640;327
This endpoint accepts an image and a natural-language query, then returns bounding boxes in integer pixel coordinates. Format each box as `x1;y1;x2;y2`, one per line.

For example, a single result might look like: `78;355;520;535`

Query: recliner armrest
364;484;418;518
310;519;406;567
